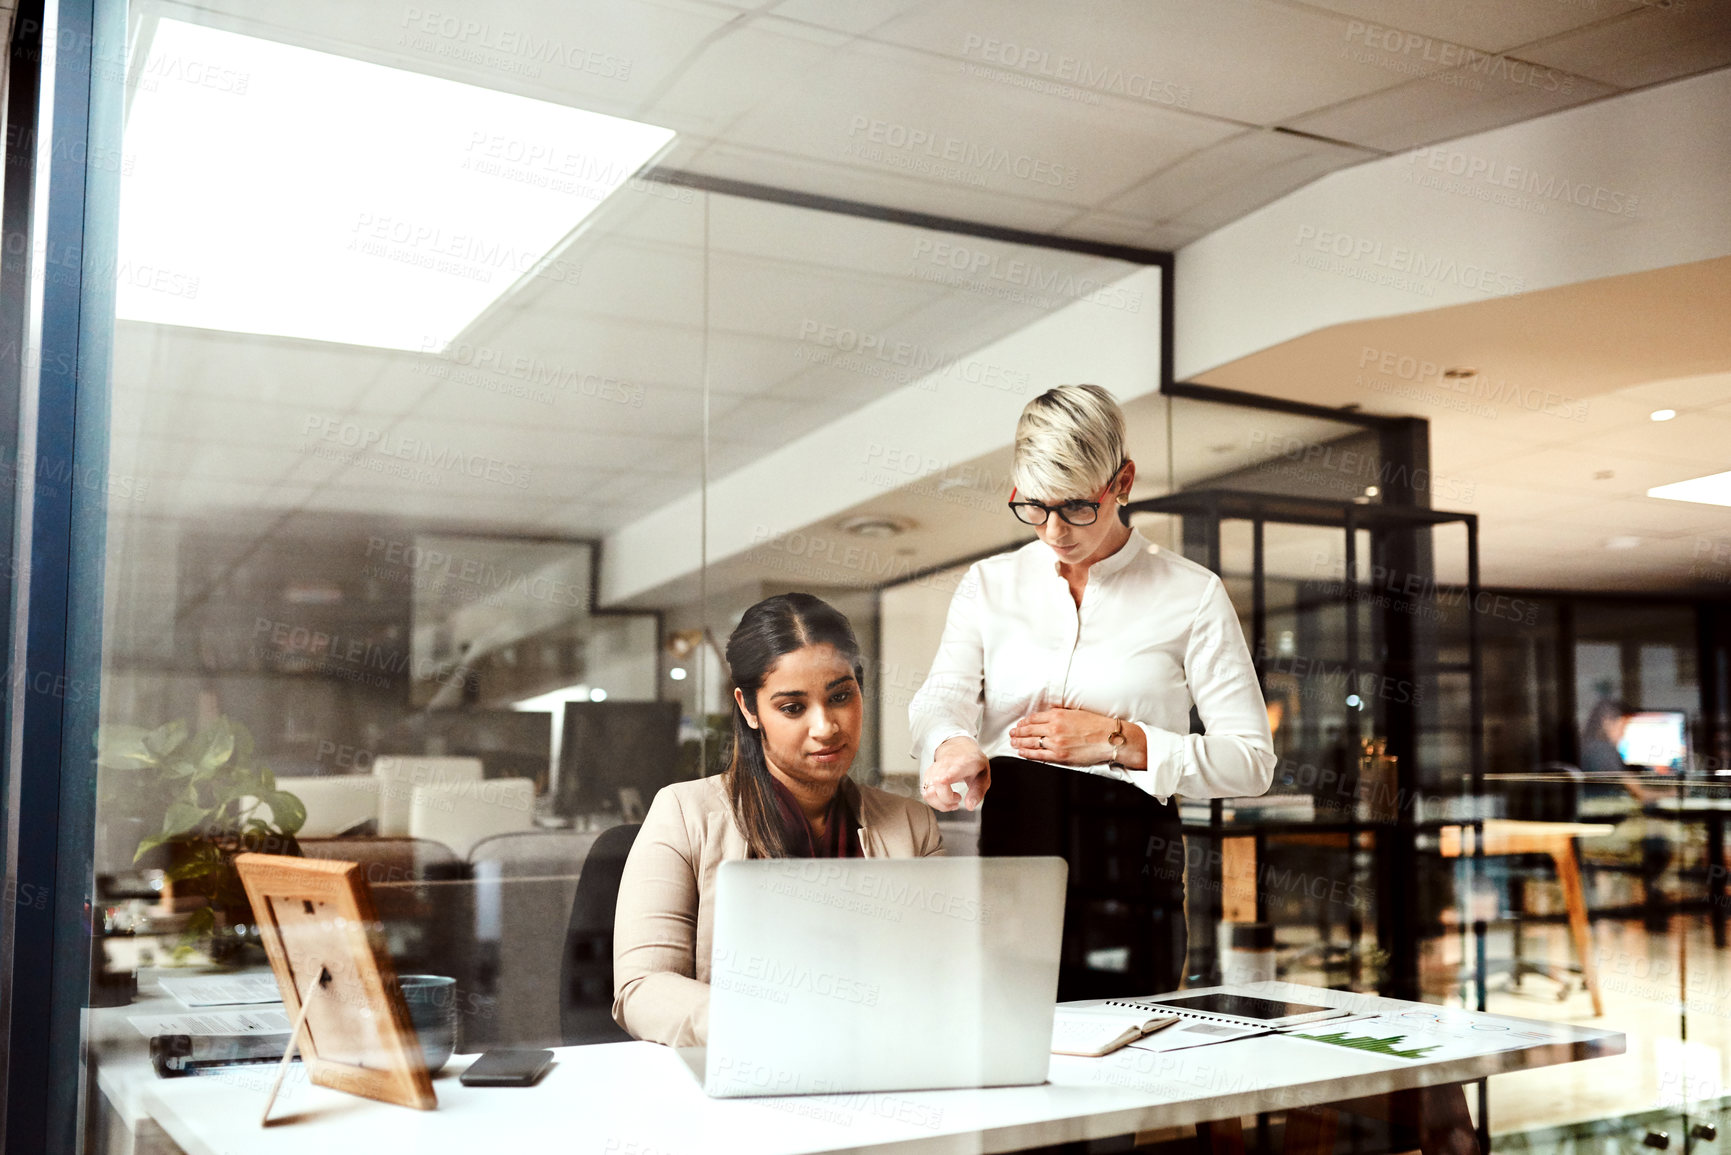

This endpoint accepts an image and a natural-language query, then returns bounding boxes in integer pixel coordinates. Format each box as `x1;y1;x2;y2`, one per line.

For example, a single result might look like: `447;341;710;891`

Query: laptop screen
1617;711;1688;771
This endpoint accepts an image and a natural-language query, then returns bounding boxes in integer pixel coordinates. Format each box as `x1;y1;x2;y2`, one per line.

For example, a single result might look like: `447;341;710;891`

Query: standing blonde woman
910;384;1275;996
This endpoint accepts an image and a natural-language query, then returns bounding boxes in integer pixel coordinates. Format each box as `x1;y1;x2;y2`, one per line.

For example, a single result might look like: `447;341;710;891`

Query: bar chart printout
1290;1010;1571;1063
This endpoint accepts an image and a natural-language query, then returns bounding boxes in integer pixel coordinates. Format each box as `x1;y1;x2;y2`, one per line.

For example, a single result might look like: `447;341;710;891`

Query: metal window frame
1;0;121;1149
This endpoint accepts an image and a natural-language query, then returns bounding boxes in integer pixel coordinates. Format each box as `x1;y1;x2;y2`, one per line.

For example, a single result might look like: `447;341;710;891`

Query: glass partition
80;2;1180;1144
16;0;1717;1152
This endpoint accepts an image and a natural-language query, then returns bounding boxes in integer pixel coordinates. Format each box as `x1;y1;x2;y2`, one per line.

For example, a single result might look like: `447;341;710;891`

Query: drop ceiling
96;0;1731;607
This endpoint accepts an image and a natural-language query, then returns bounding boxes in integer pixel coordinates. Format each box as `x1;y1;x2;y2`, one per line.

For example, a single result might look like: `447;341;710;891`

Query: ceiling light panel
117;19;674;350
1649;470;1731;508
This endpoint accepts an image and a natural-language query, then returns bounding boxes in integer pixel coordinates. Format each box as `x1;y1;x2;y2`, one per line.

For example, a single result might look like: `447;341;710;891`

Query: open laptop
692;856;1067;1098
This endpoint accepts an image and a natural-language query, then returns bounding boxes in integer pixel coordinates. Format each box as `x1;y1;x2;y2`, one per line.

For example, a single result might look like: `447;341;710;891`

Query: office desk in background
112;982;1621;1155
1632;793;1731;947
1575;784;1731;946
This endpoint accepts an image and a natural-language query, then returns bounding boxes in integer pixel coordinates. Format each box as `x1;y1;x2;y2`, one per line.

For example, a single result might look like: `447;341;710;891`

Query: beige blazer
611;774;944;1047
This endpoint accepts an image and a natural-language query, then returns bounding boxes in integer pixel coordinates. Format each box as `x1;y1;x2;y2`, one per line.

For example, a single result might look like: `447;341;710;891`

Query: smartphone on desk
459;1048;554;1087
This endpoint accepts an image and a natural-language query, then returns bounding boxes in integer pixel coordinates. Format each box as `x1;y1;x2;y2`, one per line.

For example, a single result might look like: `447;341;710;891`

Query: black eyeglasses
1007;494;1105;527
1007;463;1126;527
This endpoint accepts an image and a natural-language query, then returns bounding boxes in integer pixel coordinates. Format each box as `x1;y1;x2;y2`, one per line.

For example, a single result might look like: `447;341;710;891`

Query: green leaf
183;906;215;938
231;722;256;768
260;790;306;835
95;725;155;769
164;858;218;883
173;720;234;780
133;832;168;862
194;720;236;773
161;800;210;839
143;720;189;760
212;768;262;807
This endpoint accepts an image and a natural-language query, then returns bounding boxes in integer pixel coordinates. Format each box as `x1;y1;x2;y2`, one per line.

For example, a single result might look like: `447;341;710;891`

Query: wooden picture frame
234;853;436;1113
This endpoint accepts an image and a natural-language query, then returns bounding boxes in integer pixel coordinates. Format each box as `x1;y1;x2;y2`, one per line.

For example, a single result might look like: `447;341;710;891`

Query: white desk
119;982;1621;1155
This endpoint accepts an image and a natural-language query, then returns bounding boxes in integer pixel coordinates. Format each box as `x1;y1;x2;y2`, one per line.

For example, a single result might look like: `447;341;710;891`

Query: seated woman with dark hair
611;593;944;1047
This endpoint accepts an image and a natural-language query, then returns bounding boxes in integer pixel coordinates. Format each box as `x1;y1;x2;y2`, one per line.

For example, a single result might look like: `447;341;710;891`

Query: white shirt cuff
1133;721;1187;799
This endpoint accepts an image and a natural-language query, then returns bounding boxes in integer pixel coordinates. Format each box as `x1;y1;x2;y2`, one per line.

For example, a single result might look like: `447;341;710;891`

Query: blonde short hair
1011;384;1127;502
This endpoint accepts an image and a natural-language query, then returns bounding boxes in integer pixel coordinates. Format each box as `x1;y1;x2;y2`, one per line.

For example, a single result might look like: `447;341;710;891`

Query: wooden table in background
1220;820;1612;1016
1438;820;1612;1016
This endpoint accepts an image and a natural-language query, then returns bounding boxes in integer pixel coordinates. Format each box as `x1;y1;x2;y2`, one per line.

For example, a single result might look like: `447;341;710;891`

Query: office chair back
466;830;604;1050
560;821;641;1045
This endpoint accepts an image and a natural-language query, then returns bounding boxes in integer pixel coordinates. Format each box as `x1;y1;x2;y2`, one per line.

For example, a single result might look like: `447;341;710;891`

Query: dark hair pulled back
723;593;864;859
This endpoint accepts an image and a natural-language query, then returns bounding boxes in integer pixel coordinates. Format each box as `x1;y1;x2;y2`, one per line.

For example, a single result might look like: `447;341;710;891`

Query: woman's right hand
921;736;990;812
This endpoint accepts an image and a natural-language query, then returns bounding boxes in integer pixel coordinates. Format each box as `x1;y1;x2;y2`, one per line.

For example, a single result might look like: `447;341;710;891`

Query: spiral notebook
1054;991;1353;1057
1112;991;1351;1030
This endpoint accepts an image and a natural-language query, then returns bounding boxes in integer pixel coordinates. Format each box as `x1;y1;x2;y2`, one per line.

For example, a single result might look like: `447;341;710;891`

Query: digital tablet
1137;991;1348;1028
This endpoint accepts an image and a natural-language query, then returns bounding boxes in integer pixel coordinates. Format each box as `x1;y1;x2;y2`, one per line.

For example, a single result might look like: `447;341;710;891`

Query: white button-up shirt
909;529;1276;803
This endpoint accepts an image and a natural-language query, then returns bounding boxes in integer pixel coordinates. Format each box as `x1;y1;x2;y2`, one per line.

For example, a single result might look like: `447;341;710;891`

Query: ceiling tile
1615;370;1731;411
703;36;1242;213
680;141;1082;232
1516;2;1731;89
1286;59;1616;152
1474;518;1714;591
1427;423;1538;471
765;0;935;37
862;0;1424;126
1567;410;1731;472
1294;0;1645;54
1113;129;1377;234
645;19;846;138
1488;444;1713;494
1542;495;1731;538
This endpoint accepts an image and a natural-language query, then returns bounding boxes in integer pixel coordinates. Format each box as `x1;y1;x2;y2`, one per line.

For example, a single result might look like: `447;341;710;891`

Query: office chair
464;830;603;1050
1477;763;1586;1001
559;822;641;1045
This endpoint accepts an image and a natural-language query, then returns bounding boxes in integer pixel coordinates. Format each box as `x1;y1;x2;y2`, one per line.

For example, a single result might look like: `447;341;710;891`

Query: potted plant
96;717;307;961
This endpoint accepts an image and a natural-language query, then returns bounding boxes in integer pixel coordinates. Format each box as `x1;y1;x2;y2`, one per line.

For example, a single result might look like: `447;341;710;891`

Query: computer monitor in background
1618;710;1689;771
557;701;682;818
415;710;555;789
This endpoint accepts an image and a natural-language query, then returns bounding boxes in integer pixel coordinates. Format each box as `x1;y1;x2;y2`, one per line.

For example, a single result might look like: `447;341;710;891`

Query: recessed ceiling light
117;19;675;350
838;515;914;537
669;667;687;681
1442;368;1477;379
1605;536;1643;550
1650;409;1678;422
1649;470;1731;508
